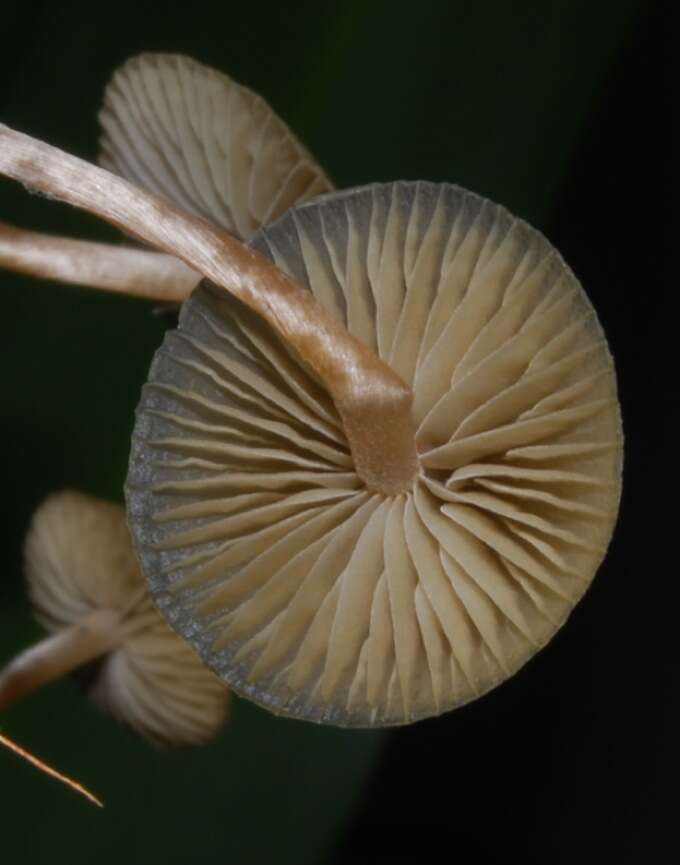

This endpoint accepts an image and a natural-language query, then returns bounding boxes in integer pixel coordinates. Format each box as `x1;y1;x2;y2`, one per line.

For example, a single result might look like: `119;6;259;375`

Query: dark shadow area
332;3;669;863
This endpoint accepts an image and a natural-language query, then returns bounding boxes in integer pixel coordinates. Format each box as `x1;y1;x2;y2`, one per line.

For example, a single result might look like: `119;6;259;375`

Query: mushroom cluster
0;53;622;730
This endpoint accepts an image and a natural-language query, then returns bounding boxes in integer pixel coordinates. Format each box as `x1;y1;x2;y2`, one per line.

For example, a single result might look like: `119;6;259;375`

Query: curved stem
0;124;419;494
0;609;123;711
0;221;200;301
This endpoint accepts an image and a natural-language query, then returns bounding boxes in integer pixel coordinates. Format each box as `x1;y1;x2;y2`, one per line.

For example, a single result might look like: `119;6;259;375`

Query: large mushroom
0;55;622;729
0;491;229;745
127;182;622;725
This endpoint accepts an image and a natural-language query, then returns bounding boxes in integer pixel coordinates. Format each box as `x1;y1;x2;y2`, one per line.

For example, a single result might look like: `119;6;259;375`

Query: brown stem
0;609;123;711
0;732;103;807
0;221;200;301
0;123;419;494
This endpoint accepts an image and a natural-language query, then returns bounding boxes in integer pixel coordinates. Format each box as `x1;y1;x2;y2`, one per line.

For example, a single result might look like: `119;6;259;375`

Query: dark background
0;2;669;864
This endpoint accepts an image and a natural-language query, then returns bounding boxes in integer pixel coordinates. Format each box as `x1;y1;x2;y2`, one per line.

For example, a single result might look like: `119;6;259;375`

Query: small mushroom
0;53;332;302
98;54;333;241
0;491;229;745
0;56;622;728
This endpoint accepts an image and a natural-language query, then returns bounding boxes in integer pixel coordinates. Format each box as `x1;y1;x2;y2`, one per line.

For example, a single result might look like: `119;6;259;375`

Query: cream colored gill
127;181;622;727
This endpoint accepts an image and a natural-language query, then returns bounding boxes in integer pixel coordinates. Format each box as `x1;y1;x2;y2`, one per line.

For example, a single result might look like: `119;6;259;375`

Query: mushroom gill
99;53;333;241
126;181;622;727
0;52;333;303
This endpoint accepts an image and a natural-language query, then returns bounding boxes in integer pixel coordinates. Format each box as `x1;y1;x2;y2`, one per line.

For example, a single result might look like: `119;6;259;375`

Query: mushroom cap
127;181;622;727
25;491;229;744
98;53;333;240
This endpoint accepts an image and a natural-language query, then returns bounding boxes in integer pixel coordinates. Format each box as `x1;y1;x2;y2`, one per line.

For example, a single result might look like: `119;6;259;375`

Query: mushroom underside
23;491;229;744
99;53;333;241
127;181;622;727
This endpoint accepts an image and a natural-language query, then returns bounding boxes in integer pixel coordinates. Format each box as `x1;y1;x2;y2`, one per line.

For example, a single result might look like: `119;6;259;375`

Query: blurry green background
0;2;657;863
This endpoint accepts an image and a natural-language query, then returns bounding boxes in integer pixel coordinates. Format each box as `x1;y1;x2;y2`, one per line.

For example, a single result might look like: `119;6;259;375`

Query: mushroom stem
0;221;200;301
0;123;419;494
0;731;103;807
0;609;123;711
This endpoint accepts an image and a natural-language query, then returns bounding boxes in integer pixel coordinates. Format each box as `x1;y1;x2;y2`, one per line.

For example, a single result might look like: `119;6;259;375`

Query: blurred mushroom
0;57;622;728
0;491;229;745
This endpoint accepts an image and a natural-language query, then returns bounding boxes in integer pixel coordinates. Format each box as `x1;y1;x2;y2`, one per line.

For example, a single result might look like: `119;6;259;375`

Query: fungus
0;54;331;302
98;54;332;241
0;54;622;728
0;491;229;745
127;183;622;725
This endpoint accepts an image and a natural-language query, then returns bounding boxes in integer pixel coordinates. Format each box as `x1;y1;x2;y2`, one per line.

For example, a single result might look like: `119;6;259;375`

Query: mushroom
0;490;229;745
98;54;333;241
127;182;622;726
0;54;332;303
0;55;622;728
